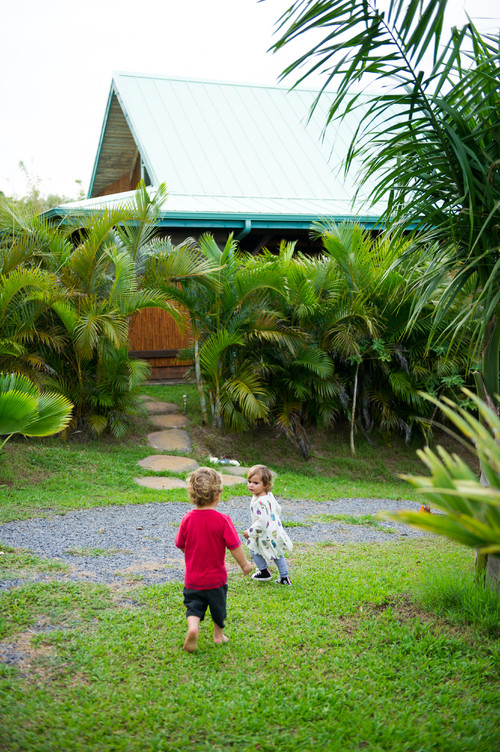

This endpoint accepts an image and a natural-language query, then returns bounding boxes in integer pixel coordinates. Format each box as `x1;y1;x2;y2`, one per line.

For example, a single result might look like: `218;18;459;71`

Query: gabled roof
55;72;387;233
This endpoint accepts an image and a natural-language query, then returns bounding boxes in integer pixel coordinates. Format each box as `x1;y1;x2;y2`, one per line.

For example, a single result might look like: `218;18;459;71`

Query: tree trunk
486;556;500;591
193;338;208;425
473;370;500;587
350;362;359;456
481;316;500;409
477;552;500;590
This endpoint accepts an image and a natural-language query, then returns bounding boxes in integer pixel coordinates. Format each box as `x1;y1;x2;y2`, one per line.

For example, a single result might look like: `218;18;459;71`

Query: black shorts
183;584;228;628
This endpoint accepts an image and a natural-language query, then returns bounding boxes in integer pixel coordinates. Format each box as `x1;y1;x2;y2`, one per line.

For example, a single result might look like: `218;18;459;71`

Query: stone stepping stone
219;473;246;486
147;429;192;453
137;455;199;473
216;466;278;479
144;401;180;414
139;394;153;401
221;465;250;477
149;413;189;429
134;477;187;490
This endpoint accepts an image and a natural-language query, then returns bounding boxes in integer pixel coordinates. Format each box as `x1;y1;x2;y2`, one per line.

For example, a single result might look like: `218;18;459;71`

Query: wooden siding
92;94;140;197
129;308;192;380
96;153;142;199
98;172;132;197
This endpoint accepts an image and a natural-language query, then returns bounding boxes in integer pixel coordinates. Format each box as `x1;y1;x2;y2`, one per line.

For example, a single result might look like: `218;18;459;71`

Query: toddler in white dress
243;464;293;585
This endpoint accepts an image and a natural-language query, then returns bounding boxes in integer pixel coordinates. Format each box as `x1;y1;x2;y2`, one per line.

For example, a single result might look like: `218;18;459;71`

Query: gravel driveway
0;496;424;590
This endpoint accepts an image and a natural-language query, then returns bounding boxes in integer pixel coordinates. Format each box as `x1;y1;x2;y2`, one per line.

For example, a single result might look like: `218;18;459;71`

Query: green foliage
271;0;500;401
164;223;473;455
150;233;283;430
381;390;500;557
250;225;472;454
0;372;72;452
0;183;213;437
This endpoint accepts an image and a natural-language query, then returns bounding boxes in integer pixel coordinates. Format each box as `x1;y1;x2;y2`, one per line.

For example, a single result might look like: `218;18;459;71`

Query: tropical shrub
0;183;212;436
314;222;473;450
381;390;500;587
245;224;473;455
270;0;500;409
147;233;286;430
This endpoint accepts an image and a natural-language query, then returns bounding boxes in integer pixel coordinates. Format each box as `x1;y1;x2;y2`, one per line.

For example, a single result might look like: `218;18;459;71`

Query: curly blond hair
247;464;273;491
187;467;223;507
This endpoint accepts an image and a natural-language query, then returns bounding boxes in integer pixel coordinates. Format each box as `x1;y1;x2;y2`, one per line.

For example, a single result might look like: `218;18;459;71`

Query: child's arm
229;545;254;575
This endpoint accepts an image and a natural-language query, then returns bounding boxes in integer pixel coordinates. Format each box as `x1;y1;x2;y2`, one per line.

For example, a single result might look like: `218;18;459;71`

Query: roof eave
44;206;385;231
156;212;384;230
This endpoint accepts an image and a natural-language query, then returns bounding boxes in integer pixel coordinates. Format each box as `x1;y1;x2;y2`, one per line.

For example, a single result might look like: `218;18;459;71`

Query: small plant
63;547;126;557
380;390;500;586
415;565;500;637
282;520;312;528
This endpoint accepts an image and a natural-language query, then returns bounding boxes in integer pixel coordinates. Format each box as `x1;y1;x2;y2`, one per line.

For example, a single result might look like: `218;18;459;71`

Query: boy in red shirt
175;466;253;652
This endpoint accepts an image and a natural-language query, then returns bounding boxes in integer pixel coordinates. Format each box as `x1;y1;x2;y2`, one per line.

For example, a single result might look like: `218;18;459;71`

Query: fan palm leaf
0;372;72;446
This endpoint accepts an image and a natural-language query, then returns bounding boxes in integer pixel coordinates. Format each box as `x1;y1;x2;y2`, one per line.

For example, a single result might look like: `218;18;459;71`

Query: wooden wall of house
129;308;192;380
96;153;142;197
97;173;132;197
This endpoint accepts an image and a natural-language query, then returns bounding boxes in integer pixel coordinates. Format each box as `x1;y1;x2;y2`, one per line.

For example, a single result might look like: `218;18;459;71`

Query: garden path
133;396;248;490
0;396;425;591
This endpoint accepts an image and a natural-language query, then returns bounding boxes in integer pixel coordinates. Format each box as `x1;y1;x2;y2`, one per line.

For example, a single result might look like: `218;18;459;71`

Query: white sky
1;0;499;199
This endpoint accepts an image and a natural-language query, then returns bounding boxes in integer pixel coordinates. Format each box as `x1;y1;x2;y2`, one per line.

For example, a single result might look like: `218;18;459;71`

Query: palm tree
314;221;473;452
146;232;286;430
244;241;346;457
0;183;215;436
0;372;72;453
0;271;68;382
270;0;500;406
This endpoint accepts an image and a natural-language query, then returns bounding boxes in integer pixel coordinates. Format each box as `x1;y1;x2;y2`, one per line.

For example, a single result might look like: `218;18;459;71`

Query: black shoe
275;576;292;585
252;568;272;581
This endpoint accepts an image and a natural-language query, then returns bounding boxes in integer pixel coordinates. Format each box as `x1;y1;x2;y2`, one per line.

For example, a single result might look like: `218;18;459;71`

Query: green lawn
0;383;498;751
1;383;436;523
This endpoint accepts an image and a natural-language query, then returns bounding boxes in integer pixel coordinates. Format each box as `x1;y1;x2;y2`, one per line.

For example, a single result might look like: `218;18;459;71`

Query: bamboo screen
129;308;192;379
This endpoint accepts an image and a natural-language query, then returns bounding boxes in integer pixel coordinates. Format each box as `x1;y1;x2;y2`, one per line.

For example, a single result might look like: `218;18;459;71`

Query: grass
0;382;499;751
63;547;128;557
0;540;499;751
307;513;392;532
0;382;464;524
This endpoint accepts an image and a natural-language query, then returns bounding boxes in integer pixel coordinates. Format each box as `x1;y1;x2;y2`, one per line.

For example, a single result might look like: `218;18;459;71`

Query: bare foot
183;628;198;652
214;634;229;645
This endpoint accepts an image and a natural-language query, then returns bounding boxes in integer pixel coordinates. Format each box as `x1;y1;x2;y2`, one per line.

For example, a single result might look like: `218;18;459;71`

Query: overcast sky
1;0;498;199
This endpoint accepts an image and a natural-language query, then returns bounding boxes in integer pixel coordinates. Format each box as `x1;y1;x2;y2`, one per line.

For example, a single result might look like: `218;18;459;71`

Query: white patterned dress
246;492;293;562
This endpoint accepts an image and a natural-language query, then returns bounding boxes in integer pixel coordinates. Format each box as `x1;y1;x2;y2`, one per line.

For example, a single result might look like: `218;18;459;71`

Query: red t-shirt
175;508;241;590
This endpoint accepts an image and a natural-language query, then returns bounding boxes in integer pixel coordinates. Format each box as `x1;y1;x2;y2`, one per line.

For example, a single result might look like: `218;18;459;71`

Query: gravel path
0;496;424;590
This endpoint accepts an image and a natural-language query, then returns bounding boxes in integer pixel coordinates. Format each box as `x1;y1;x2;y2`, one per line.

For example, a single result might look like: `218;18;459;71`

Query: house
50;72;386;378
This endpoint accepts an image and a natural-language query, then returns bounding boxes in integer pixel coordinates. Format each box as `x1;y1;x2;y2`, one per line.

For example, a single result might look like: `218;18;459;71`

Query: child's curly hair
247;464;273;491
187;467;223;507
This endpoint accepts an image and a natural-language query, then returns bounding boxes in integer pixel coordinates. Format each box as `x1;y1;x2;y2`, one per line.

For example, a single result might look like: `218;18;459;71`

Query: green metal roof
59;72;388;229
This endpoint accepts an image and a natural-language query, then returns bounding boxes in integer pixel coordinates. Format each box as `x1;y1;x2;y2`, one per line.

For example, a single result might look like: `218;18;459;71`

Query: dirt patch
0;632;55;672
114;559;181;575
0;616;68;676
336;594;474;641
190;421;477;480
